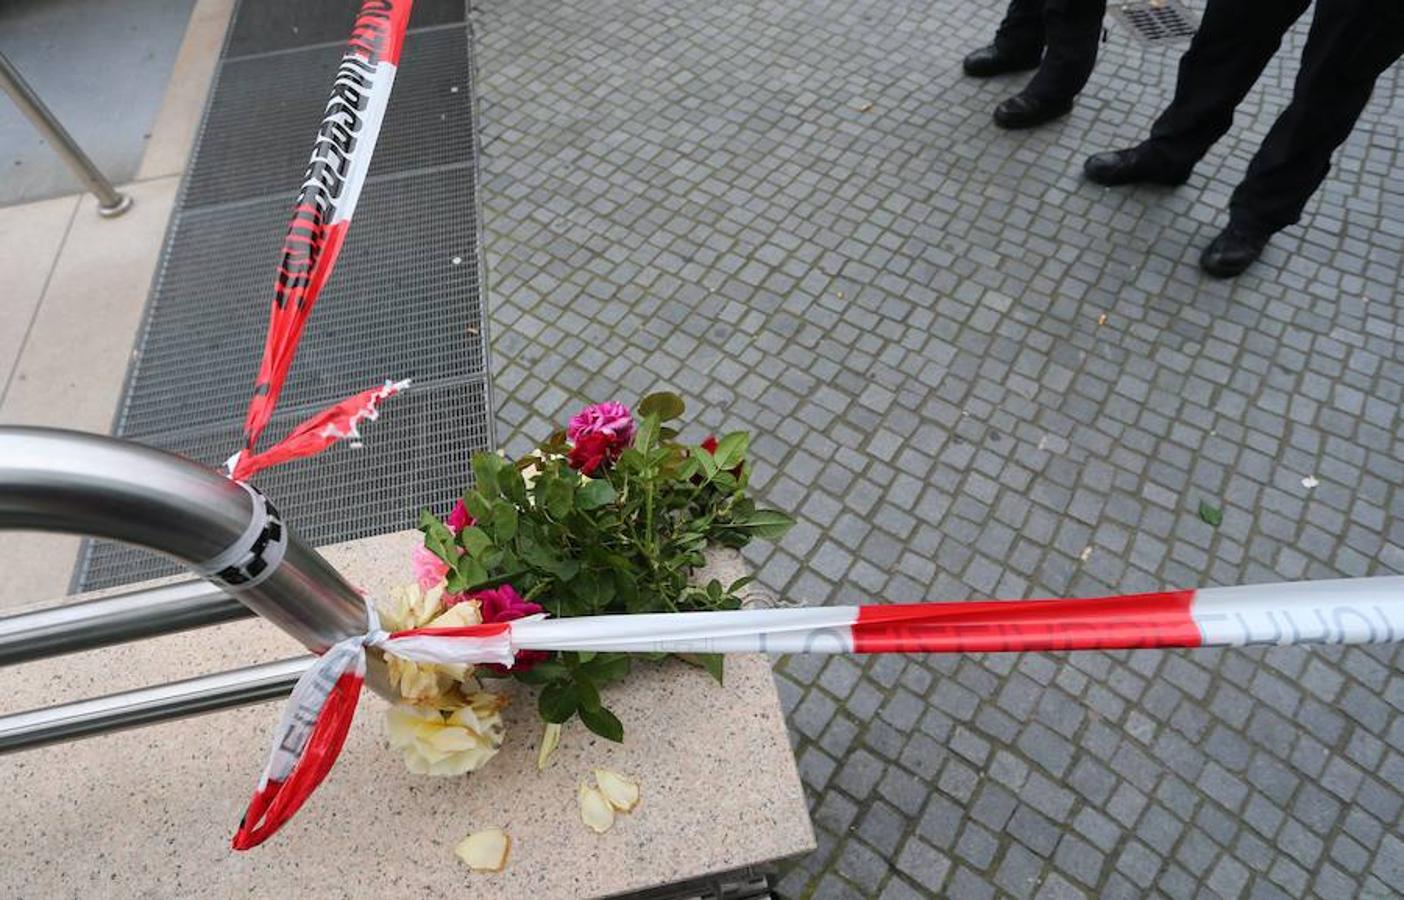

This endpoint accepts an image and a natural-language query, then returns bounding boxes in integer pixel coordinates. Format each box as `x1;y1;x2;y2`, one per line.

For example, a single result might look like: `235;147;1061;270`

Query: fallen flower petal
456;827;511;872
538;722;561;771
579;783;615;833
594;768;640;812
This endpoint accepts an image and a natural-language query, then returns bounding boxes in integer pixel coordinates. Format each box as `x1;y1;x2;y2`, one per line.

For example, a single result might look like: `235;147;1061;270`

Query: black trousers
1145;0;1404;233
992;0;1107;102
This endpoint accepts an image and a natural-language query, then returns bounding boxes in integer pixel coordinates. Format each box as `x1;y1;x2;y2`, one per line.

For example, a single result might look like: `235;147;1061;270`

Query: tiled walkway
473;0;1404;895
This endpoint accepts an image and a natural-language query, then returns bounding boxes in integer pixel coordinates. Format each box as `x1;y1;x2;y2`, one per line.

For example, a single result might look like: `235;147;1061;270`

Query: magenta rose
566;402;635;476
567;401;636;446
446;498;473;533
567;431;619;475
451;585;549;673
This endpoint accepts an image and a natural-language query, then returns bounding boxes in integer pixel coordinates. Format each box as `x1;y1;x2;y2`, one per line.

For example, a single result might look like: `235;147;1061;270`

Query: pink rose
567;401;636;446
411;545;450;591
446;498;473;533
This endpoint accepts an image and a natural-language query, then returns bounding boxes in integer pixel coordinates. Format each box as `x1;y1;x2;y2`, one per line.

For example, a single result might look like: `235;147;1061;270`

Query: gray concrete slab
0;0;195;205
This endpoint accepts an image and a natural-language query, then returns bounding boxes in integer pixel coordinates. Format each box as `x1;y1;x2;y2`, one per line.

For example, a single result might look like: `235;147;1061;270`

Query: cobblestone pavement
472;0;1404;896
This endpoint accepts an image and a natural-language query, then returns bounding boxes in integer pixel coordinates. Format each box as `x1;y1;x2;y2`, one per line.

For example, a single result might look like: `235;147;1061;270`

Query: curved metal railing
0;427;388;751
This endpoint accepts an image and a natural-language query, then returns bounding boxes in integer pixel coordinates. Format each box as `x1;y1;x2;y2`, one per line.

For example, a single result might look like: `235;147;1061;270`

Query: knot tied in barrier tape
232;597;519;850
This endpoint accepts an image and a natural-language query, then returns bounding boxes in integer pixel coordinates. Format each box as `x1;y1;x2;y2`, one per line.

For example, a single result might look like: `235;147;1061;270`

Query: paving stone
478;0;1404;894
896;836;952;893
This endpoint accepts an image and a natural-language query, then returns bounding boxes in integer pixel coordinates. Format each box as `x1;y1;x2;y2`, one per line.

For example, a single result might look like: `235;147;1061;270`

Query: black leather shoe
1084;146;1191;186
963;44;1041;78
992;93;1073;130
1200;223;1270;278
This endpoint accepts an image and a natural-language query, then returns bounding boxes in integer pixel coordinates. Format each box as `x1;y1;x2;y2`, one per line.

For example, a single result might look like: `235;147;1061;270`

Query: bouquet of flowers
378;393;794;776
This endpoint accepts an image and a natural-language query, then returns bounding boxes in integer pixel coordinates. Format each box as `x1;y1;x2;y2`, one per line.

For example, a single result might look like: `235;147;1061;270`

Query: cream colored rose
378;581;446;632
385;602;483;702
385;692;508;776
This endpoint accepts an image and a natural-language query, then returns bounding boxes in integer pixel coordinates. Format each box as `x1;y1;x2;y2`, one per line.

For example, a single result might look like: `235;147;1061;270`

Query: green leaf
691;445;718;480
491;501;519;541
733;508;795;539
635;415;659;454
576;675;602;713
464;491;494;524
583;653;631;684
538;682;579;723
543;478;573;519
613;570;641;611
471;452;501;498
577;650;597;664
499;465;528;505
637;392;685;422
538;429;570;455
446;556;489;593
712;431;749;470
579;704;624;743
419;511;458;565
459;525;493;557
1199;501;1224;528
691;653;725;685
570;569;613;610
576;478;618;510
515;661;568;684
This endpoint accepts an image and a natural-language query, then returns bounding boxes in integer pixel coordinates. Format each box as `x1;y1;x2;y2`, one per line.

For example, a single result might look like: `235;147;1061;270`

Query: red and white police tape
225;0;414;482
233;576;1404;848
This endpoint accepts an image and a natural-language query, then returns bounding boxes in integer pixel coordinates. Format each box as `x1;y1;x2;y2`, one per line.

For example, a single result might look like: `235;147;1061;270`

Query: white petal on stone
456;827;511;872
579;783;615;833
594;768;640;812
537;722;562;771
1301;475;1319;489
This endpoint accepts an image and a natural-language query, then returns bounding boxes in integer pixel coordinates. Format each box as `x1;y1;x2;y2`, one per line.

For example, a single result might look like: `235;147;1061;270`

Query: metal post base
96;193;134;218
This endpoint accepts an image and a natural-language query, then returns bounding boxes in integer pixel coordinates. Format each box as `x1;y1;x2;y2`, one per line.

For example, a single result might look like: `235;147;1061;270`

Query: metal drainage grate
1112;0;1198;44
75;0;491;591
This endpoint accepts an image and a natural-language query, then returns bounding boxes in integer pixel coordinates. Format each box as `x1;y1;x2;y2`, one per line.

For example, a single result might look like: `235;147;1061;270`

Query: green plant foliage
417;395;795;741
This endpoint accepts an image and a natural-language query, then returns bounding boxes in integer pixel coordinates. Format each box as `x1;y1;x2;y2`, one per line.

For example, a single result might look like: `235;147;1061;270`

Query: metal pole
0;51;132;218
0;427;389;694
0;657;308;753
0;579;252;667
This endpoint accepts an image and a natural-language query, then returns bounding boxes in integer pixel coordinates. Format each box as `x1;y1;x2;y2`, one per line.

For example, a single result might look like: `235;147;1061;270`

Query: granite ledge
0;530;815;898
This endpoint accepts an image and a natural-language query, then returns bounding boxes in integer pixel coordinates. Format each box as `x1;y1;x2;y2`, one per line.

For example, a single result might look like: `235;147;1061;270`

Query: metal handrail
0;427;368;652
0;579;251;667
0;657;310;753
0;427;389;753
0;51;132;217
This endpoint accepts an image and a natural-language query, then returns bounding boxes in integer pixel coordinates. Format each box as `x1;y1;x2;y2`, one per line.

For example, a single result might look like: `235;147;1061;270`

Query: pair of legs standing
1132;0;1404;237
963;0;1107;128
970;0;1404;276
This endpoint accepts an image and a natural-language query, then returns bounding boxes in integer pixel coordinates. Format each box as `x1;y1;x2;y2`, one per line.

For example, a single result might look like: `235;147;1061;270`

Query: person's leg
966;0;1047;76
1228;0;1404;233
1143;0;1310;171
993;0;1048;57
1021;0;1107;102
